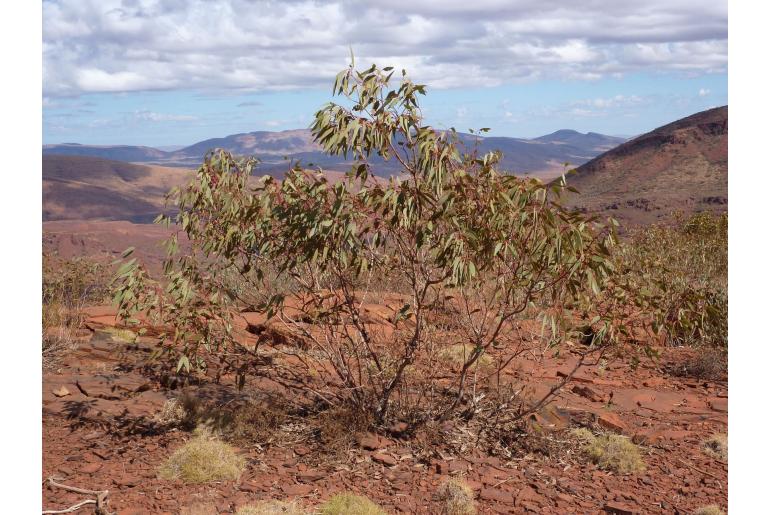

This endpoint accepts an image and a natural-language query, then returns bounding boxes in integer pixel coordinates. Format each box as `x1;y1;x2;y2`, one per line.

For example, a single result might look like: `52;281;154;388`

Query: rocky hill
43;155;192;222
561;106;727;226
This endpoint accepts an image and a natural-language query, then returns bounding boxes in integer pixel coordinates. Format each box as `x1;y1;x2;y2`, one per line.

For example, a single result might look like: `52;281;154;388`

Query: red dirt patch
43;310;727;514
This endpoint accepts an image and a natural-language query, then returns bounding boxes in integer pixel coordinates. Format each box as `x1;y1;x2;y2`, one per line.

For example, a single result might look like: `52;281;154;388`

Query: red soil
43;306;727;514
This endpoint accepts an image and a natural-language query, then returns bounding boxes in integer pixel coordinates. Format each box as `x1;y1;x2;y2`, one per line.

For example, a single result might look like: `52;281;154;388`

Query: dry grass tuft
42;323;79;370
155;398;189;426
43;254;110;369
164;392;290;446
236;500;308;515
158;428;245;483
571;427;595;442
315;405;372;456
103;326;138;343
673;348;726;380
571;428;645;474
693;505;724;515
435;477;476;515
319;493;387;515
225;400;289;446
438;344;492;368
702;433;727;461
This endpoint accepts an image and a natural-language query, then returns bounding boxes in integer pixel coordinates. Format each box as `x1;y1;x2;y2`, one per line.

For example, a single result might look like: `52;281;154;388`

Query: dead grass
435;477;476;515
155;398;189;426
164;391;290;447
673;348;726;380
42;324;78;370
225;400;290;446
103;326;138;343
42;253;110;368
158;428;246;483
42;302;87;369
571;428;645;474
315;404;372;456
702;433;727;461
438;344;493;368
571;427;595;442
693;506;724;515
236;500;308;514
319;493;387;515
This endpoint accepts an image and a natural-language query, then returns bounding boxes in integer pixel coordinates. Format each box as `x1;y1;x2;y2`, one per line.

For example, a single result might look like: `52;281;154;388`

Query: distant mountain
534;130;626;152
43;128;627;180
560;106;727;226
43;155;192;222
42;143;168;162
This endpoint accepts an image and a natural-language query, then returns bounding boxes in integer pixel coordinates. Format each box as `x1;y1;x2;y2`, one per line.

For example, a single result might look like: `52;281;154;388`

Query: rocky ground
43;306;727;514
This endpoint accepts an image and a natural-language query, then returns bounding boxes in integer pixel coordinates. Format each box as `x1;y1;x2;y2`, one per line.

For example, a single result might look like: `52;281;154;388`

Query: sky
42;0;728;147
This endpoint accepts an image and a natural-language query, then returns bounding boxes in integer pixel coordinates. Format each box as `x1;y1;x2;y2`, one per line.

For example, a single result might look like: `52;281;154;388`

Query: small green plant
702;433;727;461
158;428;245;483
319;493;387;515
693;506;724;515
236;500;308;515
572;428;645;473
435;477;476;515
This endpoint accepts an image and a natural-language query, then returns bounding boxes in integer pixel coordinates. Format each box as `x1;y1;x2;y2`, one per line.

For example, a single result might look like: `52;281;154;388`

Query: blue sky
43;0;728;147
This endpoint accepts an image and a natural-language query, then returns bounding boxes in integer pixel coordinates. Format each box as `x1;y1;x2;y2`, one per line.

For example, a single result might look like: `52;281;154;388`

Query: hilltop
43;155;193;222
561;106;727;226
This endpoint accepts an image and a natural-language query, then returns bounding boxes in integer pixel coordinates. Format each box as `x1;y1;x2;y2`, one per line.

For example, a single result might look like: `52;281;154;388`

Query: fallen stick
43;478;112;515
42;499;96;514
676;457;722;480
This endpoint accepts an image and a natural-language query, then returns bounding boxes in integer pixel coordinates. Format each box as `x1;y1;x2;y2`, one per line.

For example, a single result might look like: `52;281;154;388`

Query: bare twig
42;499;96;514
675;457;723;480
43;478;112;515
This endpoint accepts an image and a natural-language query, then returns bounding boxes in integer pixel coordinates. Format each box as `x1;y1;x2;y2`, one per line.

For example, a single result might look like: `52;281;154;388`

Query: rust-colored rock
598;412;628;433
281;483;314;496
372;453;397;467
709;398;727;413
480;488;515;504
356;432;391;450
52;386;71;397
603;501;638;514
572;384;605;403
80;462;103;474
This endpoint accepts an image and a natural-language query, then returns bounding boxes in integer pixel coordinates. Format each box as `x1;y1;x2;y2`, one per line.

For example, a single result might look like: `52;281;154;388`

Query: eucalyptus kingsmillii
114;59;618;425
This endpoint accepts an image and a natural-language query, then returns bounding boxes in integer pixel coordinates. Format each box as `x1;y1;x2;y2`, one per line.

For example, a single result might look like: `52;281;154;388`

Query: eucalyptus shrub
114;60;617;424
611;212;727;349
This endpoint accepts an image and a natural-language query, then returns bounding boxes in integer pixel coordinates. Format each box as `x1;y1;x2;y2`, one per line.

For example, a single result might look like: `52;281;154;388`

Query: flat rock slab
610;388;707;414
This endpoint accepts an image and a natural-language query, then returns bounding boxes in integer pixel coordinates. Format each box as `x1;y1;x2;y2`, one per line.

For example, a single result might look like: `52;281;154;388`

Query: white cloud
133;110;197;122
43;0;727;97
699;87;711;96
576;94;647;109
